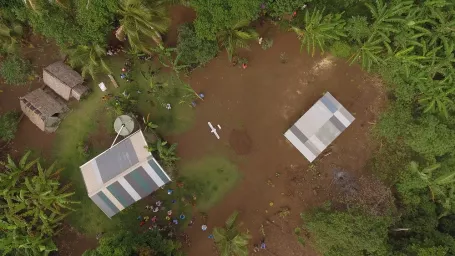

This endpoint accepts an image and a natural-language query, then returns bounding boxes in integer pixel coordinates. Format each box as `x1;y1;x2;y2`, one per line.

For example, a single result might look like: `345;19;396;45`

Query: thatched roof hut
43;61;88;101
20;88;69;132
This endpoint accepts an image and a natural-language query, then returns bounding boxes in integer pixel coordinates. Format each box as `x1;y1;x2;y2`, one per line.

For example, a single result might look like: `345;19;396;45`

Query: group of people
120;60;133;82
106;45;123;56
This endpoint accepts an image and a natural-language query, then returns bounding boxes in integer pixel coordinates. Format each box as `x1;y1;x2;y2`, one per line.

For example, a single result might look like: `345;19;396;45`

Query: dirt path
172;26;385;255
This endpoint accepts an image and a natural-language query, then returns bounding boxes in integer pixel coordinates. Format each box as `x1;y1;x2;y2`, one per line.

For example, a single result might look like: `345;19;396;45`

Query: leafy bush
265;0;312;18
0;111;20;141
177;23;219;66
0;151;77;255
11;0;117;47
83;230;183;256
302;207;392;256
261;38;274;50
329;41;352;58
192;0;261;40
0;55;32;85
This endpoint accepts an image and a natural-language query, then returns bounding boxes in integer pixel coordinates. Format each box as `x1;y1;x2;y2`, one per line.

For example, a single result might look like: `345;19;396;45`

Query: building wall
20;100;45;131
43;70;72;100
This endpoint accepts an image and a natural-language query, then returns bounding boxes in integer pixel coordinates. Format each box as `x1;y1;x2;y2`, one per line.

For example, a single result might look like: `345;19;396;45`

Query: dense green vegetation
1;0;455;255
0;54;31;84
0;152;78;255
213;211;251;256
83;230;183;256
295;1;455;255
177;23;219;67
0;111;20;141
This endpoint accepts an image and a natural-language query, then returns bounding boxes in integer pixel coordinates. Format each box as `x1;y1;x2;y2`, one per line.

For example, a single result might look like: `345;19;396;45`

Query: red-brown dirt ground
0;6;386;256
170;26;386;256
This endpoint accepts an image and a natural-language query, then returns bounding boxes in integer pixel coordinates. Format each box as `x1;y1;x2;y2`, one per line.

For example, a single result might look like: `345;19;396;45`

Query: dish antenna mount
111;115;135;147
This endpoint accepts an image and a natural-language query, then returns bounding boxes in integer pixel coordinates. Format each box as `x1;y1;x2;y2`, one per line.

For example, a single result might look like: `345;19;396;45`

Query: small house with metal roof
284;92;355;162
43;61;88;101
80;130;171;218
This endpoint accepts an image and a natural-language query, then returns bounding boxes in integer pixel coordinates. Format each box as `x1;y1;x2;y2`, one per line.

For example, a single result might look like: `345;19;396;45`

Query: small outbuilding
284;92;355;162
19;88;69;133
80;130;171;218
43;61;88;101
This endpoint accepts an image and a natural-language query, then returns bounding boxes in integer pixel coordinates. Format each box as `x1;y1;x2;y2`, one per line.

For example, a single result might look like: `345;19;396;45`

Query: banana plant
143;113;158;132
291;8;346;56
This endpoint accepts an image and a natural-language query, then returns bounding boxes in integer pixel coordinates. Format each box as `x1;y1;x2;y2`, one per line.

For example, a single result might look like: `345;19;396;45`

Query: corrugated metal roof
80;130;171;218
284;92;355;162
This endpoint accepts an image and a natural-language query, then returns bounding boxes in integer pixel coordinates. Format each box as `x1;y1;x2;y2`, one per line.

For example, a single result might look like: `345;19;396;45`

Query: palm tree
117;0;170;53
65;44;111;80
291;8;346;56
216;20;258;62
143;113;158;132
213;211;251;256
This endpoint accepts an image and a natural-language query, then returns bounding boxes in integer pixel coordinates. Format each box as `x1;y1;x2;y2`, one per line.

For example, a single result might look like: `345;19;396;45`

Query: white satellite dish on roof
111;115;135;148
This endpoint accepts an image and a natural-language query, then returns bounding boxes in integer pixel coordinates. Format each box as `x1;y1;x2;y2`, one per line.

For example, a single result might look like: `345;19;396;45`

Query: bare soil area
172;25;386;255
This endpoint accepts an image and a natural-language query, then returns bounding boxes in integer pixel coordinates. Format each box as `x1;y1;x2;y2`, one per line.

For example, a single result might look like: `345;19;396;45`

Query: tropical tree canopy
83;229;183;256
191;0;260;40
117;0;170;53
213;211;251;256
0;151;78;255
65;44;111;80
216;19;258;61
291;8;346;56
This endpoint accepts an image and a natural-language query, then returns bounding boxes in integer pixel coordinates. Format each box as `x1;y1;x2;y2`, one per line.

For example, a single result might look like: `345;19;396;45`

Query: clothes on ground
208;234;214;239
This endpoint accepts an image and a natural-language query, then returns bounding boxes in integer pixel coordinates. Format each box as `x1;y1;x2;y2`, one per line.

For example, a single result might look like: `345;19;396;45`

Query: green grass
51;55;198;235
180;156;241;211
106;56;195;135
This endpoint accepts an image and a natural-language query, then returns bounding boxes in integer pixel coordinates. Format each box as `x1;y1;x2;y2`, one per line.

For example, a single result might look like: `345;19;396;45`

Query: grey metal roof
284;92;355;162
80;130;171;218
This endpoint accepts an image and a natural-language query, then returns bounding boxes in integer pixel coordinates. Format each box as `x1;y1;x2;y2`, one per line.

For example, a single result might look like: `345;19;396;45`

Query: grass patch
180;156;241;211
106;56;195;135
51;54;198;235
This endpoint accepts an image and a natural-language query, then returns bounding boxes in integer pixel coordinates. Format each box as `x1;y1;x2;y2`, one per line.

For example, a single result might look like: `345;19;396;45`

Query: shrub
265;0;312;18
303;207;392;256
261;38;274;50
0;55;32;85
192;0;261;40
177;23;219;67
0;111;20;141
329;41;352;58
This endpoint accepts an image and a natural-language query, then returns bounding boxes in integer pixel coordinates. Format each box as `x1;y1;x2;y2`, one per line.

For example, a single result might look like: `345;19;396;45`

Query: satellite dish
114;115;134;136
